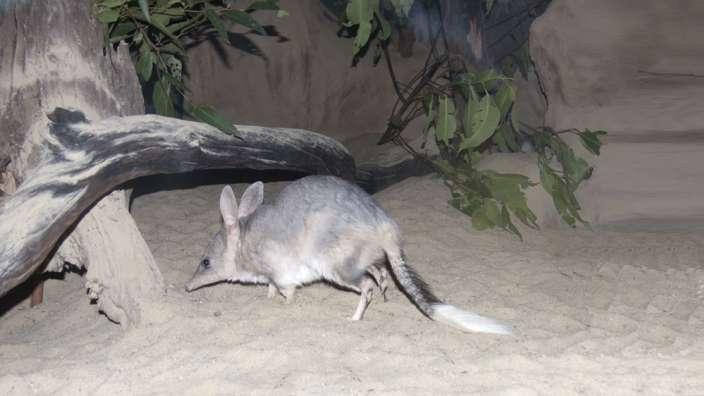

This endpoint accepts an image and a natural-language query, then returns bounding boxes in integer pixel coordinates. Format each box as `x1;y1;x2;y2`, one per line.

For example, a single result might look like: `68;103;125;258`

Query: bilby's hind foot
367;265;390;302
350;276;375;321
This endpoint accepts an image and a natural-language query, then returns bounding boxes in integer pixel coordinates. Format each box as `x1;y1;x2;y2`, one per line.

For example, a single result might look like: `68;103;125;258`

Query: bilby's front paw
281;287;296;304
267;283;278;299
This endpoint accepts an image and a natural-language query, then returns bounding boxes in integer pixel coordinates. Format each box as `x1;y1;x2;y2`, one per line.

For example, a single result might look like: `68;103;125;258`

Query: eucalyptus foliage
339;0;606;238
94;0;283;136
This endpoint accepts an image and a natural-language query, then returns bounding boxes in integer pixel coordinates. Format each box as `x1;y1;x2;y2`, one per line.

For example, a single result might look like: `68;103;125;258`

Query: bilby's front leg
267;283;278;299
280;286;296;304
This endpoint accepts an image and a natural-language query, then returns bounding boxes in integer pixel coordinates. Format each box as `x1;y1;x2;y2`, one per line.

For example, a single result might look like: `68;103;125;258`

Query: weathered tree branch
0;112;355;298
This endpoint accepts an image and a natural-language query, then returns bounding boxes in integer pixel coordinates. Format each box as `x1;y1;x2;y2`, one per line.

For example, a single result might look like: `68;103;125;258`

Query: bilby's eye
201;258;210;269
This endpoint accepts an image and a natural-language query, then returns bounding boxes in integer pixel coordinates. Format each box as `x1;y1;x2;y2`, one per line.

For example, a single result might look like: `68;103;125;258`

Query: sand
1;175;704;395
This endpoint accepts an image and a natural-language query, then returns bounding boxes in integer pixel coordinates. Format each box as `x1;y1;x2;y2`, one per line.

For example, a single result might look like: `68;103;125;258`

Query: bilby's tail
385;248;512;335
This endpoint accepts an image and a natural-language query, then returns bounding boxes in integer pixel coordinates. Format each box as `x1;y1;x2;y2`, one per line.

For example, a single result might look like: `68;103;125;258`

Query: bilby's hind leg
351;276;375;321
367;265;390;301
337;244;383;319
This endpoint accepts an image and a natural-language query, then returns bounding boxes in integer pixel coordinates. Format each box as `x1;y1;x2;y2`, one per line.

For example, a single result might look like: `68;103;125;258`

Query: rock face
188;1;426;144
530;0;704;226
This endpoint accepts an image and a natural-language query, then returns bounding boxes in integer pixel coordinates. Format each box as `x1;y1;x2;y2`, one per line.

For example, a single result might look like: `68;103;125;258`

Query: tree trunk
0;1;355;327
0;1;160;327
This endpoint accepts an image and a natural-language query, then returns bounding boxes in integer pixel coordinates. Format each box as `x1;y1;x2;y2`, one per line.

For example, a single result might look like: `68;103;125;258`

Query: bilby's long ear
220;185;238;230
238;181;264;219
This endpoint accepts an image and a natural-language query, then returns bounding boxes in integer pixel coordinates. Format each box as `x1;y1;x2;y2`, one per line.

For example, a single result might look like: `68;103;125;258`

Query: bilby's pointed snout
185;270;223;292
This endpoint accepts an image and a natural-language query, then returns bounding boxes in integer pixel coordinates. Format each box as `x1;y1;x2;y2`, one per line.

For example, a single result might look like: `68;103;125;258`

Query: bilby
185;175;511;335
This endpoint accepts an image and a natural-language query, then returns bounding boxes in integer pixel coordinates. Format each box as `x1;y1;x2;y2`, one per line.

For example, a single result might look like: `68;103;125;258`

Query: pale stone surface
530;0;704;227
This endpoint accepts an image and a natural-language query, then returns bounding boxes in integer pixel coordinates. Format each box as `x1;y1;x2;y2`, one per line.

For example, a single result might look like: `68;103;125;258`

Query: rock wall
530;0;704;226
187;1;427;145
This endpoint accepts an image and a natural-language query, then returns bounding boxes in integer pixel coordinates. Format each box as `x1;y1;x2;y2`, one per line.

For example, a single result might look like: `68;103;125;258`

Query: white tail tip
431;304;512;335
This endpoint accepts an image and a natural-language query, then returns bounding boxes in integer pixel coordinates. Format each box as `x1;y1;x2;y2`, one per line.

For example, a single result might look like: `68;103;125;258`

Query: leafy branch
94;0;284;136
338;0;606;238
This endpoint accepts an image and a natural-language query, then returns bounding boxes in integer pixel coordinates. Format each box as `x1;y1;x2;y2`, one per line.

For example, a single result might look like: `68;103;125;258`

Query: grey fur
186;175;511;334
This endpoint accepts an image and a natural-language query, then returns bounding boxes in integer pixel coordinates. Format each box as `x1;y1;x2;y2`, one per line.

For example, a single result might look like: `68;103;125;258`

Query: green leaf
135;14;184;50
151;13;171;27
501;204;523;239
276;9;289;18
138;0;151;22
484;199;502;226
111;22;136;37
461;95;500;150
550;138;592;187
538;160;586;227
578;129;607;155
346;0;374;54
206;7;229;40
483;170;538;229
466;151;482;166
471;199;501;231
492;121;508;149
566;155;592;187
97;8;120;23
153;78;176;117
136;51;155;82
539;161;572;226
463;97;475;139
188;105;239;136
346;0;371;24
436;95;457;145
484;173;530;205
497;123;520;152
494;83;515;120
353;20;372;54
222;10;265;34
471;206;493;231
246;0;280;11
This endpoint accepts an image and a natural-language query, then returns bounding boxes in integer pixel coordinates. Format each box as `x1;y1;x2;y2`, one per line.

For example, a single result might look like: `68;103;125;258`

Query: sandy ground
2;174;704;395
